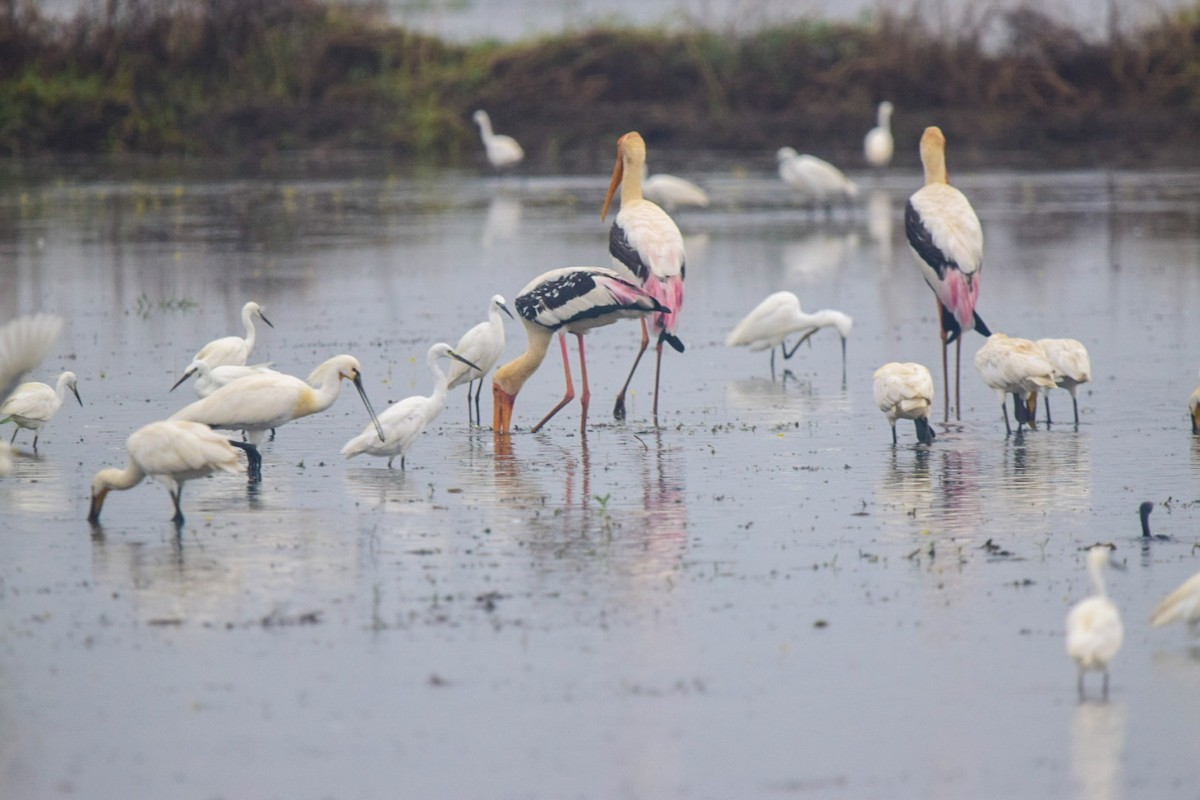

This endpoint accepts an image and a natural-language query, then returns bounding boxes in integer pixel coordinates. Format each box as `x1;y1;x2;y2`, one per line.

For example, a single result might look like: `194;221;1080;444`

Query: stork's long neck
921;145;948;186
622;156;644;205
493;323;553;398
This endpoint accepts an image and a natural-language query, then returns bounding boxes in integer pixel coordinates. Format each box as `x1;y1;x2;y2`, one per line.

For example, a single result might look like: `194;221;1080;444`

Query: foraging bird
492;266;669;434
445;295;514;426
178;300;273;387
0;313;63;474
171;359;279;397
873;362;935;445
473;110;524;170
1;370;81;451
905;126;990;421
1138;500;1171;542
724;291;853;381
776;148;859;209
1189;385;1200;434
864;101;894;169
170;354;384;481
87;419;244;525
641;170;710;212
1150;568;1200;632
1066;545;1123;700
1037;338;1091;425
601;131;687;420
341;343;480;469
974;333;1058;435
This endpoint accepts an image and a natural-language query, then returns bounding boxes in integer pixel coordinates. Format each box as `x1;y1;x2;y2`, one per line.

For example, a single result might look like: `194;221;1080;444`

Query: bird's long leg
613;318;650;421
1001;397;1012;436
1072;392;1080;427
938;297;949;423
472;379;484;428
955;338;962;421
31;432;39;452
577;333;590;433
770;347;777;381
652;339;664;419
170;484;185;525
891;424;898;446
1045;393;1053;426
229;440;262;482
9;428;17;445
465;381;475;426
531;332;576;433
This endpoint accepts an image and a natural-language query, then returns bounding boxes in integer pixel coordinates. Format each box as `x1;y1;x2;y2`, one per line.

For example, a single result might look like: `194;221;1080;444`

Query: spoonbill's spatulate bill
872;362;935;445
974;333;1057;435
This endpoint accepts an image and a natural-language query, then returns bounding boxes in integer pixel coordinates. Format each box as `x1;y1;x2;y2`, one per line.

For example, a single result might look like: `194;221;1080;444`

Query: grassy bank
2;0;1199;169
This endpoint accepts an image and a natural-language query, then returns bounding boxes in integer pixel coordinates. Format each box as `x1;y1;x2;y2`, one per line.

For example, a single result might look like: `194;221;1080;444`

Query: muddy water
2;162;1199;798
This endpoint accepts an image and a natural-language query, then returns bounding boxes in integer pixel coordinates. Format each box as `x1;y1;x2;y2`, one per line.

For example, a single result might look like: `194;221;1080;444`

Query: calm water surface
1;159;1199;799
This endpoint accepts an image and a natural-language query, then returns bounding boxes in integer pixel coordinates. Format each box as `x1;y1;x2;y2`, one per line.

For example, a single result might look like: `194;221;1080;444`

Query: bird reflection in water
482;192;522;247
1070;701;1125;800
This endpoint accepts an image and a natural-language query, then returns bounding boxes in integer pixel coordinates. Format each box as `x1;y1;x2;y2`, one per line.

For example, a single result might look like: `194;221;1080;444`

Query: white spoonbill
342;343;480;468
1;370;82;451
445;294;514;426
0;313;63;474
180;300;273;379
1066;545;1123;700
1036;338;1091;426
601;131;687;420
863;101;894;169
776;148;859;210
87;419;244;525
974;333;1057;435
170;354;384;481
642;169;710;212
1150;568;1200;633
473;110;524;170
171;359;279;397
905;126;990;421
492;267;670;434
724;291;853;380
873;362;935;445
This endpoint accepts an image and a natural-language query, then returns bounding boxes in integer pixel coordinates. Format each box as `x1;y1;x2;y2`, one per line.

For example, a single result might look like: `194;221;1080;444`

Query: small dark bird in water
1140;501;1171;541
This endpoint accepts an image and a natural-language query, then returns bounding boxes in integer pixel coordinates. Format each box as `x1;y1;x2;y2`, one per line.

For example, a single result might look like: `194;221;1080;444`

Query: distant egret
170;354;383;480
342;343;480;468
642;170;710;212
445;295;514;426
864;101;894;169
873;362;935;445
1037;338;1091;425
1;370;81;451
1066;545;1123;700
492;267;669;434
601;131;687;420
87;419;244;525
0;313;63;474
905;126;990;421
1150;568;1200;633
724;291;853;380
776;148;859;210
974;333;1057;435
179;300;273;389
171;359;279;397
473;110;524;170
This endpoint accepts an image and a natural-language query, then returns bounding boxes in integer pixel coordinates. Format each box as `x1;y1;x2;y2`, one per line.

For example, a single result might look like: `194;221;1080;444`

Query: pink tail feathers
647;273;684;335
941;269;980;332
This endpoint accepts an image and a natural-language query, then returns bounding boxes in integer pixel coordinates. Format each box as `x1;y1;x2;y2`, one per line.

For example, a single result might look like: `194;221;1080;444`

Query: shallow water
2;161;1200;799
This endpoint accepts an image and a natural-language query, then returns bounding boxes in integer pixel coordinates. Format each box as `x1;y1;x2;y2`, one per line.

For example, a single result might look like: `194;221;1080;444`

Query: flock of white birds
2;102;1198;699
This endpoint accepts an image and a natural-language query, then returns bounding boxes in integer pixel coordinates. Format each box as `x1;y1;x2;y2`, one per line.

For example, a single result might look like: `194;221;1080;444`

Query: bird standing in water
1065;545;1123;700
1;370;82;451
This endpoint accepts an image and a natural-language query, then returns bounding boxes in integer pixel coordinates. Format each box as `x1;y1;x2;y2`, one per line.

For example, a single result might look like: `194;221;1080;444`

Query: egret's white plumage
445;295;514;425
863;101;894;169
492;266;669;434
1150;569;1200;632
776;147;859;208
1;370;81;451
1066;545;1123;700
1036;338;1091;425
974;333;1058;434
873;362;935;445
171;359;279;397
87;419;245;524
724;291;853;379
0;313;63;474
602;131;687;420
905;126;989;421
170;354;383;480
473;110;524;169
185;300;273;372
342;343;478;468
642;171;710;212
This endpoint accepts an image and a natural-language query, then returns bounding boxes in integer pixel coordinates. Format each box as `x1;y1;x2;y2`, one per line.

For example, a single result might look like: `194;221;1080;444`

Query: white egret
1037;338;1091;425
171;359;279;397
873;362;935;445
724;291;853;380
1066;545;1123;700
473;110;524;170
974;333;1057;435
445;295;514;426
177;301;273;394
642;169;710;212
776;147;859;209
342;343;480;468
863;101;894;169
1;370;81;451
0;313;63;474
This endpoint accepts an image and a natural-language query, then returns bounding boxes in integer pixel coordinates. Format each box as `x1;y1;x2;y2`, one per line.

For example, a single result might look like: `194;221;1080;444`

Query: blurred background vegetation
1;0;1198;168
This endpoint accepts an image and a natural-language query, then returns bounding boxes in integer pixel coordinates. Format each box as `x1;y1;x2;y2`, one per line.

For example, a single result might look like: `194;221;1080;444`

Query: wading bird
87;419;244;526
1138;501;1171;542
342;343;480;469
0;313;63;474
1190;384;1200;434
473;110;524;170
776;148;859;210
445;295;514;426
873;362;935;445
170;354;384;481
864;101;894;170
974;333;1057;435
1150;568;1200;633
1037;338;1091;425
171;359;279;397
601;131;686;420
1;370;81;451
492;267;669;434
1066;545;1123;701
642;169;710;212
724;291;853;381
178;300;273;388
906;126;990;421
